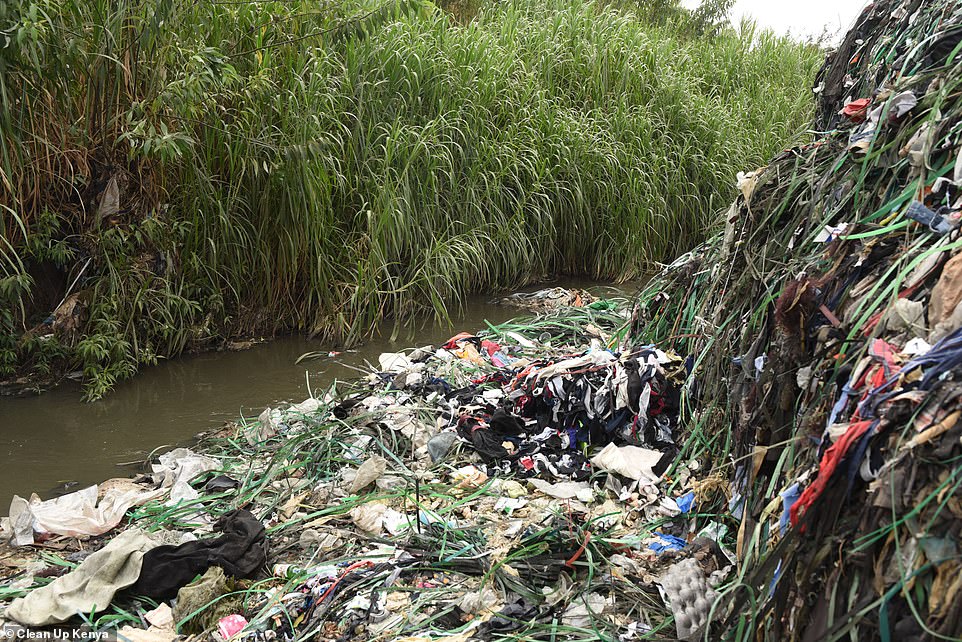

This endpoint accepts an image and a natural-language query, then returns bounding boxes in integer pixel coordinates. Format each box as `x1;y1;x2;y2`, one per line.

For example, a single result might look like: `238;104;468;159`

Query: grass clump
0;0;821;397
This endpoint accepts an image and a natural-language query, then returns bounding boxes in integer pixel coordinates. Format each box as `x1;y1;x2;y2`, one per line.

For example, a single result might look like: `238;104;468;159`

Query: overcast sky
682;0;868;41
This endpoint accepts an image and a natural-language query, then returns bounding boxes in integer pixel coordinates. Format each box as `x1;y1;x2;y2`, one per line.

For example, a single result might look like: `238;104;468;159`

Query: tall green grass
0;0;821;398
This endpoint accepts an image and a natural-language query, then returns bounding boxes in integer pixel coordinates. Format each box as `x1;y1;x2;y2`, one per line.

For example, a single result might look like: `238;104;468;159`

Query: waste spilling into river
4;0;962;639
4;299;722;641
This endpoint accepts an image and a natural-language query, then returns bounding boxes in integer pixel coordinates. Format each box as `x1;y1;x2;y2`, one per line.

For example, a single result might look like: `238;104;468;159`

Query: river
0;281;637;509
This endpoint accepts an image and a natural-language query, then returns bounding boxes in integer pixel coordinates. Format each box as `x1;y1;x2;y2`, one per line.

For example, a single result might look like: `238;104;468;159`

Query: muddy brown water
0;281;638;509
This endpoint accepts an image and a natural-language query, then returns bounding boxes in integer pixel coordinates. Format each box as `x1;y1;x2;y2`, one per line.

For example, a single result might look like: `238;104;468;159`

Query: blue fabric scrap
779;483;802;535
648;533;687;554
905;201;954;234
676;491;696;513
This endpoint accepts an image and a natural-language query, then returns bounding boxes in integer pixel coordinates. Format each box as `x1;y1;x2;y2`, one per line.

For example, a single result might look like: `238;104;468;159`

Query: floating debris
495;287;596;311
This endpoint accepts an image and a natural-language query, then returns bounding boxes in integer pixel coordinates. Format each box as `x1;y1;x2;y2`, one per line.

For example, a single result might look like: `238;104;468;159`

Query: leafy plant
0;0;821;398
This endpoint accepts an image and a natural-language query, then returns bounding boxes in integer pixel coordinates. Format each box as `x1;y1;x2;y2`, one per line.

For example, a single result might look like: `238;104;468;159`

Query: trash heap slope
630;0;962;638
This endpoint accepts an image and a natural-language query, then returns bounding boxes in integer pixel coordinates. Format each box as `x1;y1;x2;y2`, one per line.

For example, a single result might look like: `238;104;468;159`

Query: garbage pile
0;300;732;641
388;328;690;484
494;287;596;312
626;0;962;638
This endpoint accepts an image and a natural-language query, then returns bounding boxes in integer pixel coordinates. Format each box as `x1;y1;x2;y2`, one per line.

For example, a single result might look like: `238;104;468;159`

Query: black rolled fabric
132;509;267;600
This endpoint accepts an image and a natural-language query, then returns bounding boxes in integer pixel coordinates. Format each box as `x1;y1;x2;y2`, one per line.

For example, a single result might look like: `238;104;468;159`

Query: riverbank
0;0;821;400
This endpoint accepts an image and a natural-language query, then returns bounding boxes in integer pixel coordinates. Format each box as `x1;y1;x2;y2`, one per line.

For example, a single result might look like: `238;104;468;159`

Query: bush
0;0;821;397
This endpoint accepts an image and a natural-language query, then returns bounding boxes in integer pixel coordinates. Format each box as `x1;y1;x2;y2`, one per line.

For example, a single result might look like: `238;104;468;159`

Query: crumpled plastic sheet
528;478;593;501
589;443;663;483
7;482;166;545
152;447;222;504
4;447;218;545
649;532;687;553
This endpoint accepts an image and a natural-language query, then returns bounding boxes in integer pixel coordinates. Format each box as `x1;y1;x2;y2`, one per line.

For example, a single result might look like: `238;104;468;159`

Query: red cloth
790;339;896;526
841;98;871;122
442;332;476;350
790;420;874;526
481;339;502;358
869;338;899;373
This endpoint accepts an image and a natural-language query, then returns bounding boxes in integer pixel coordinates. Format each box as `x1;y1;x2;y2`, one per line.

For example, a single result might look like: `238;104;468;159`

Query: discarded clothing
904;201;954;234
6;528;158;626
132;509;267;600
839;97;870;122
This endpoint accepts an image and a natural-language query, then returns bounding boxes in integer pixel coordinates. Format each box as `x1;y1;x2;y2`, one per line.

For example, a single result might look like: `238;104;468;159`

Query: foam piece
657;557;718;641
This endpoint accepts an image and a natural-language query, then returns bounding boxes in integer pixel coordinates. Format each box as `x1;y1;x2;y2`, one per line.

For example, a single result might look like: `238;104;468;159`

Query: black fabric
625;359;642;413
921;27;962;71
469;428;514;461
203;475;240;494
490;408;524;435
479;598;545;637
132;509;267;600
